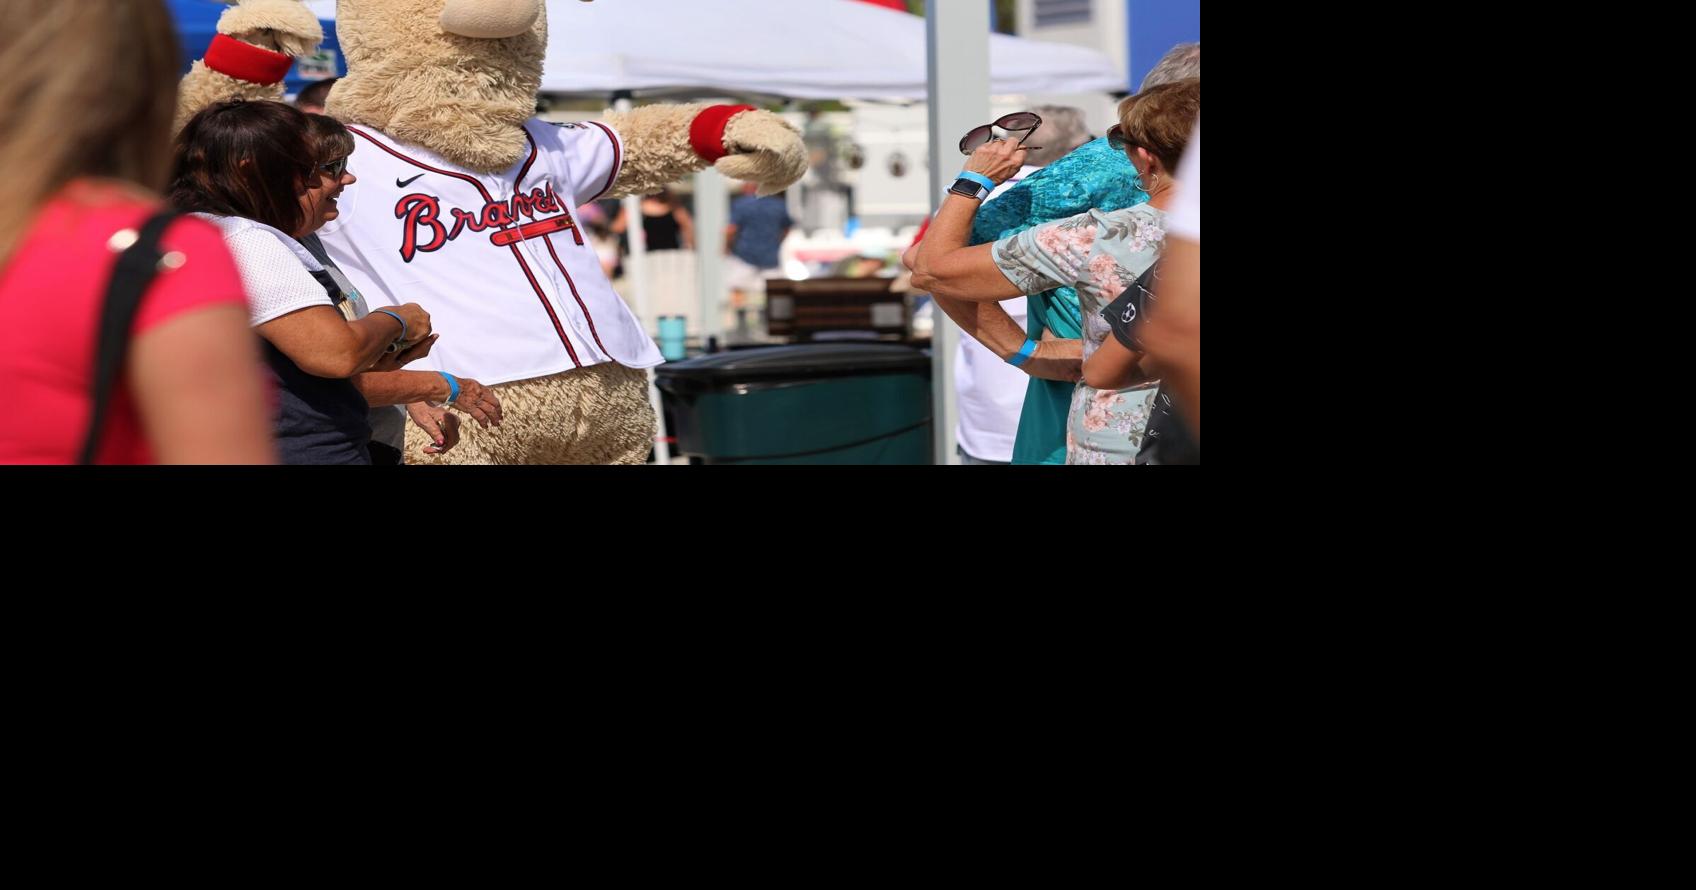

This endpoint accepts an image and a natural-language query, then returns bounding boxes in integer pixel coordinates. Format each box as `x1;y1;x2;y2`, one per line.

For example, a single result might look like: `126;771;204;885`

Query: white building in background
1012;0;1126;137
1017;0;1130;71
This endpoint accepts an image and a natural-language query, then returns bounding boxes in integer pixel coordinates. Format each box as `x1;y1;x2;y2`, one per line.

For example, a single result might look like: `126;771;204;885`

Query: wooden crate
765;278;910;341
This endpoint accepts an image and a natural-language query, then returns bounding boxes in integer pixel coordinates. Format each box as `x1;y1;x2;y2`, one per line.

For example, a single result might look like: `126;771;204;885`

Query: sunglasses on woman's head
1106;124;1136;153
319;156;348;179
959;111;1044;155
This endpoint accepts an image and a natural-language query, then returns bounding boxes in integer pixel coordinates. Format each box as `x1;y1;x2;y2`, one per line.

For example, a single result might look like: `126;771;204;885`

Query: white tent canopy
306;0;1125;99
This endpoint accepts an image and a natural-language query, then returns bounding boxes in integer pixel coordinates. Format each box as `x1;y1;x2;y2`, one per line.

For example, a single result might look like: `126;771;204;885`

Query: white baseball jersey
318;119;664;386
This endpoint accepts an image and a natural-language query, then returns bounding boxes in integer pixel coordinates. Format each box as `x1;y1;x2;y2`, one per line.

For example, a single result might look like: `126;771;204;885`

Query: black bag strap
80;211;178;465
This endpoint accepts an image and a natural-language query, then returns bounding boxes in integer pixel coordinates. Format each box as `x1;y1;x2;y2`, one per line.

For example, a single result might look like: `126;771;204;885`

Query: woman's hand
369;333;436;372
963;137;1029;186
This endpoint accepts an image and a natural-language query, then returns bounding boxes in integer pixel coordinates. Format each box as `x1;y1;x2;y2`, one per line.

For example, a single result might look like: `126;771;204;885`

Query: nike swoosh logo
397;174;425;188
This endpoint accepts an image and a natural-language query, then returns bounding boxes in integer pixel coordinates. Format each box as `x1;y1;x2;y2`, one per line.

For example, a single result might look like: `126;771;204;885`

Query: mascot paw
218;0;324;57
715;110;809;196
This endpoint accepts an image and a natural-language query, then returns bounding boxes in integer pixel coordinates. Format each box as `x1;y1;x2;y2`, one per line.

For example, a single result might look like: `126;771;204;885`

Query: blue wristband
437;371;460;405
373;309;407;352
1006;338;1038;367
956;171;997;193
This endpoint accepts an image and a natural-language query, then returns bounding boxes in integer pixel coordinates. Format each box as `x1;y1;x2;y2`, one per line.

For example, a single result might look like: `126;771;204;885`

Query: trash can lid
655;343;930;392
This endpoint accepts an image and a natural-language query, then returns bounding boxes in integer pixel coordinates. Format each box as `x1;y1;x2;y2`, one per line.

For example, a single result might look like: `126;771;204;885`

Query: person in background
724;182;793;334
293;77;336;116
612;188;694;252
576;201;622;278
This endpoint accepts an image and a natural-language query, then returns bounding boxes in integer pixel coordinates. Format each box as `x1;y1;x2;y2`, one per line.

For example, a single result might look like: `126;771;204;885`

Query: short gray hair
1023;105;1092;165
1139;42;1199;92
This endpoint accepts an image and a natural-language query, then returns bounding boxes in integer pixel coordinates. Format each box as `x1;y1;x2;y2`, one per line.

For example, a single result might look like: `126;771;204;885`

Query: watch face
950;180;983;198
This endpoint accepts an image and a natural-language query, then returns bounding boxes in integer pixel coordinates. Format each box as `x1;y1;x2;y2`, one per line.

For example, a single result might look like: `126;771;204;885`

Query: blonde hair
0;0;181;263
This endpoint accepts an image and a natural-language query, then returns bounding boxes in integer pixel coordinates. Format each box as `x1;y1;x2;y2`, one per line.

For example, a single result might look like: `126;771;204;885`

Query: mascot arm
602;103;808;199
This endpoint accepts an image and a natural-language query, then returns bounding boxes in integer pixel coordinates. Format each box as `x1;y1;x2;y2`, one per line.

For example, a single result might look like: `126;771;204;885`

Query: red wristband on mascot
689;105;757;163
204;33;295;85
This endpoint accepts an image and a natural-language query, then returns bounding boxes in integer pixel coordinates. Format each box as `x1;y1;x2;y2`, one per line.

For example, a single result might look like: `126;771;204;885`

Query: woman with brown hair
172;98;436;465
0;0;275;464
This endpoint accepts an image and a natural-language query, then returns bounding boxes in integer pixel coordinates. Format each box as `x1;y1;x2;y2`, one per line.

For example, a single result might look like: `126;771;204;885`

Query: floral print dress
990;205;1166;463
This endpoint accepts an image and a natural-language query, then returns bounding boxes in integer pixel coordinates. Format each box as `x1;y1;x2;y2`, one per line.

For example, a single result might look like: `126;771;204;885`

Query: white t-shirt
953;166;1040;463
955;296;1030;462
1169;121;1199;243
318;119;665;387
193;214;330;326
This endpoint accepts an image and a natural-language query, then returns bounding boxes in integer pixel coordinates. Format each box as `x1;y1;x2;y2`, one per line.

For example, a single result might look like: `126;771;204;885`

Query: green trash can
655;344;932;465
